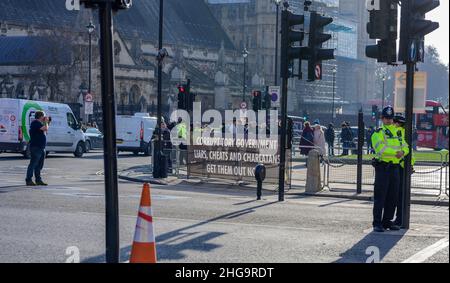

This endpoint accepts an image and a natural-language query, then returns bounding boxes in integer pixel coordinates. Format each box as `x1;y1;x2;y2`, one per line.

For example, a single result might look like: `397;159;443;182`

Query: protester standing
300;122;314;156
325;123;335;156
313;123;326;157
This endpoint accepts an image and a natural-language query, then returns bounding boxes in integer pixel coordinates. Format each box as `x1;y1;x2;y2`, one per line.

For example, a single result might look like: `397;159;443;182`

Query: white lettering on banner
66;0;80;11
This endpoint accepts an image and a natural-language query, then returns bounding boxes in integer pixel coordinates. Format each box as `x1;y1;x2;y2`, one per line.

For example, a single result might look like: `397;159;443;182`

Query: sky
426;0;449;64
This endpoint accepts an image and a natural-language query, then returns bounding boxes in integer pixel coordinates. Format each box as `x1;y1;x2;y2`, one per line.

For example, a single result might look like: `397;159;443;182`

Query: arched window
129;85;141;105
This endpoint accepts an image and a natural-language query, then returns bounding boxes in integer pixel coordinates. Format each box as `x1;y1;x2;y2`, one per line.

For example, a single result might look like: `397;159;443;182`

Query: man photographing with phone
25;111;50;186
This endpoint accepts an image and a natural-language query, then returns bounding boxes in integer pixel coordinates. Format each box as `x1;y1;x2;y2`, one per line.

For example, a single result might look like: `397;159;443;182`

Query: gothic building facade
0;0;248;125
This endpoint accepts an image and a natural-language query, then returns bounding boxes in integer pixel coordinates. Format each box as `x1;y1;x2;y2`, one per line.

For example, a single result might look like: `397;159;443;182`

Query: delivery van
0;98;87;158
116;113;156;156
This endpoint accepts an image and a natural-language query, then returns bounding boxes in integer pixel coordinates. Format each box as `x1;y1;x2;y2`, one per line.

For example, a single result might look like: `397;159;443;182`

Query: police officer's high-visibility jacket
178;123;187;140
372;124;410;164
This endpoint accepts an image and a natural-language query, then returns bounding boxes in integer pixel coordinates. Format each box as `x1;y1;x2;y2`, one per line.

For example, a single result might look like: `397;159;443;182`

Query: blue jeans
26;147;45;182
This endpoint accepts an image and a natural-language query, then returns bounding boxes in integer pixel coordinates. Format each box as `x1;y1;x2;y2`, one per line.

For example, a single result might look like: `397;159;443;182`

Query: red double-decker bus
416;100;449;150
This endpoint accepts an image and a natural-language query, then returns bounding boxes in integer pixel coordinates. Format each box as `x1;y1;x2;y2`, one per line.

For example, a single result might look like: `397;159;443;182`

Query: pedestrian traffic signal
399;0;440;63
280;9;305;79
365;0;398;65
252;91;262;112
372;105;379;121
307;11;335;82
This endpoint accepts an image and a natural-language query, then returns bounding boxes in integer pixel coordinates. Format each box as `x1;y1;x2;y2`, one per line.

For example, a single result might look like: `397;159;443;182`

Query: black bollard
255;164;266;200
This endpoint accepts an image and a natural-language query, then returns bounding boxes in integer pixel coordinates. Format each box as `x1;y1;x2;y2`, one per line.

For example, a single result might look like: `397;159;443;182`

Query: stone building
0;0;247;125
206;0;378;120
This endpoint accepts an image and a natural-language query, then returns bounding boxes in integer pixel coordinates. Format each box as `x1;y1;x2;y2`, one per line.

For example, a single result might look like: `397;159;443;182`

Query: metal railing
310;147;449;197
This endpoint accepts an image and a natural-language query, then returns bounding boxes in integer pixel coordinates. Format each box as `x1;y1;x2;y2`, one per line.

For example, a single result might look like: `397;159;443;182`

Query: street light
331;67;337;123
273;0;282;86
86;21;95;123
242;48;249;103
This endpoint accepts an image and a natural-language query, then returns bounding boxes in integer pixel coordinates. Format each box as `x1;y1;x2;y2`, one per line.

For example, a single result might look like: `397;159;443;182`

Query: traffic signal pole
98;1;120;263
402;62;415;229
157;0;164;155
278;75;288;202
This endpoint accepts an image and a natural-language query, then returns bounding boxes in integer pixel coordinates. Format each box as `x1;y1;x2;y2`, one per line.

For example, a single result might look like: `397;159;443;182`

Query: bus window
417;113;434;130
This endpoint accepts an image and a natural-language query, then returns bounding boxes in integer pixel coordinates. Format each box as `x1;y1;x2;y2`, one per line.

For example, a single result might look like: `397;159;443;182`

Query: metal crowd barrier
309;147;449;197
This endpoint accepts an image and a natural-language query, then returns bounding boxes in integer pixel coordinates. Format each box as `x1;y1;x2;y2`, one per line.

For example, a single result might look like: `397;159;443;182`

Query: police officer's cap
381;106;395;119
394;115;406;124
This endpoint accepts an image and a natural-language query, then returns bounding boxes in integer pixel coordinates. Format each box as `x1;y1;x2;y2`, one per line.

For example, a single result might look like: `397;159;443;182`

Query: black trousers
373;163;400;228
395;167;405;225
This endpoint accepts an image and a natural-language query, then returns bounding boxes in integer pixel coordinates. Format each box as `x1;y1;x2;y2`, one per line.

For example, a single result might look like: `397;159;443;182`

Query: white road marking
402;238;449;263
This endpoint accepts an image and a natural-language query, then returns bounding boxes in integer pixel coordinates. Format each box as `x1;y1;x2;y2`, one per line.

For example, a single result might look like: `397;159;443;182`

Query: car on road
0;98;88;158
83;127;103;150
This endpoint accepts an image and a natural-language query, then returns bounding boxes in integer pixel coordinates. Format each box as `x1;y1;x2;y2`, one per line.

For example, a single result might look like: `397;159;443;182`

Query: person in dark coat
366;126;375;154
325;123;335;156
341;122;353;155
300;122;314;156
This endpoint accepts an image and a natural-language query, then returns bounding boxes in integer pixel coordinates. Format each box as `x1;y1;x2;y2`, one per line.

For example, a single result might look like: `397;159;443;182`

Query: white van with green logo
0;98;87;158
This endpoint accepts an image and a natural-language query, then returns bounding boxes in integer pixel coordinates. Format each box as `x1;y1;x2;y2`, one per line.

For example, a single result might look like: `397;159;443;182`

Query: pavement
0;151;448;263
119;161;449;206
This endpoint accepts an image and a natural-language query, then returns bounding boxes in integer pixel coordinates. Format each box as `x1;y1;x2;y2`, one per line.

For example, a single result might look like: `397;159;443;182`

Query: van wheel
144;143;152;156
74;142;84;158
133;151;140;156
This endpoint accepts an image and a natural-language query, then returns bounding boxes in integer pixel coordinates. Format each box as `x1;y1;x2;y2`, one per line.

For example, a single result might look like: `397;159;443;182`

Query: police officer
371;106;410;232
177;117;188;165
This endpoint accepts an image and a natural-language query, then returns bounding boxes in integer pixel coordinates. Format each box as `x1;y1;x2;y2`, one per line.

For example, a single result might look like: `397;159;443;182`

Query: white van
116;113;156;156
0;98;87;158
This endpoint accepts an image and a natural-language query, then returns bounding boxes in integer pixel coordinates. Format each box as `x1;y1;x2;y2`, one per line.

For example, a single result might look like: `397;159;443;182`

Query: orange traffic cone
130;183;157;263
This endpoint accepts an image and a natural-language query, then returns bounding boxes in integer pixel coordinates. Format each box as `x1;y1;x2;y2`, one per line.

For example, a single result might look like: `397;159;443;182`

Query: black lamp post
242;48;249;103
274;0;281;86
87;21;95;123
87;21;95;95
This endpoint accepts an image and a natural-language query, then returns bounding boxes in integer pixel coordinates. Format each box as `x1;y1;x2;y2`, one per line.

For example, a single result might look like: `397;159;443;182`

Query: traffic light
177;85;186;110
177;79;194;111
399;0;440;63
365;0;398;65
302;110;309;121
307;11;335;82
80;0;132;11
372;105;379;121
252;91;262;112
280;9;305;79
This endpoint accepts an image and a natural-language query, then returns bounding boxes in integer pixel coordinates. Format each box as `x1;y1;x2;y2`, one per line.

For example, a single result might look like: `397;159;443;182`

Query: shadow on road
334;230;406;263
82;201;278;263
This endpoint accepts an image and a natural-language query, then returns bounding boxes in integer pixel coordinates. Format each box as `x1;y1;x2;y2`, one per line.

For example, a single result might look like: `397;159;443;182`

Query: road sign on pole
268;86;280;108
85;93;93;103
394;71;427;113
85;102;94;115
